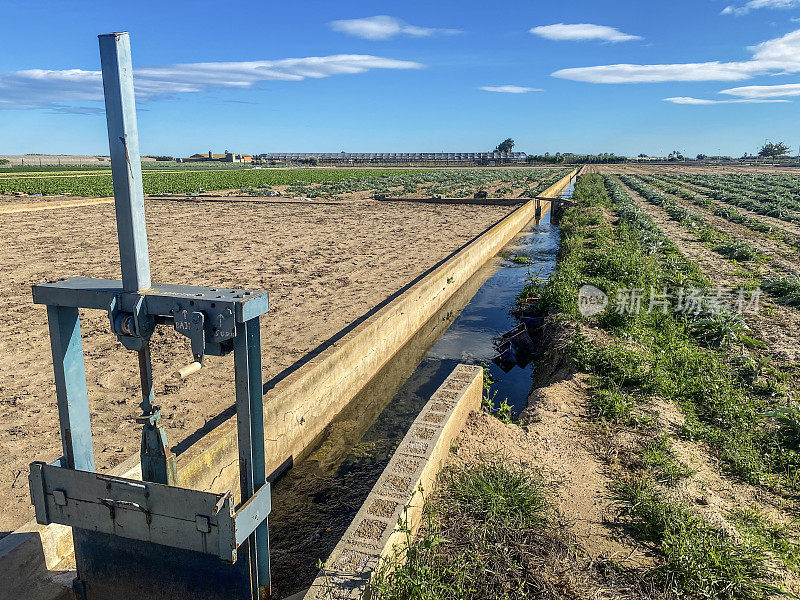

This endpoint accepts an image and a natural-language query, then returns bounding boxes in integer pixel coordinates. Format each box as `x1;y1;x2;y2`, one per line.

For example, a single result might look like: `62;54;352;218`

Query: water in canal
269;199;567;598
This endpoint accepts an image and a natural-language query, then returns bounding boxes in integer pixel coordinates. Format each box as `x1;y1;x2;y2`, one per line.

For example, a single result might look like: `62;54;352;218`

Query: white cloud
552;27;800;83
329;16;461;40
530;23;642;43
664;96;790;104
720;82;800;97
553;62;758;83
0;55;424;111
480;85;543;93
722;0;800;16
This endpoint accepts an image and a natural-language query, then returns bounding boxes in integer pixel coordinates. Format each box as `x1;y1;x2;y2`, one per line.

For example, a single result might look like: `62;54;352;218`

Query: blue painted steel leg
234;317;271;599
46;305;94;472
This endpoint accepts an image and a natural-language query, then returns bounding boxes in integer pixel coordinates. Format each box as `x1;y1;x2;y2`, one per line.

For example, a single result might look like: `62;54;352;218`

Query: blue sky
1;0;799;157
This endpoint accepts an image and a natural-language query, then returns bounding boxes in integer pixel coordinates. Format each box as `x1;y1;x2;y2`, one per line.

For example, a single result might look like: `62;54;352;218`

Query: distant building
257;152;527;165
178;150;252;163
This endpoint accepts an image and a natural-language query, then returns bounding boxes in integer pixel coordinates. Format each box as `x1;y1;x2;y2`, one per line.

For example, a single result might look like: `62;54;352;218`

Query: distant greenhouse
257;152;528;165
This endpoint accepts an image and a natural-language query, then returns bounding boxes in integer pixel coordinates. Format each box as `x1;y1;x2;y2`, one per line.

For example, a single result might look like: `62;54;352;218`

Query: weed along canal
268;196;568;598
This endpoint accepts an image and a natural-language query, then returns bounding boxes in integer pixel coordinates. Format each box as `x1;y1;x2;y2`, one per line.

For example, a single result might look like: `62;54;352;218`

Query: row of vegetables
641;174;800;251
0;167;570;199
0;168;421;197
668;173;800;223
619;174;800;307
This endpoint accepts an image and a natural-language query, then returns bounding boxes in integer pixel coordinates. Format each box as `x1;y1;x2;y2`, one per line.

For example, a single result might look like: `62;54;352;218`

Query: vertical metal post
138;343;177;484
46;305;95;472
234;318;271;600
98;32;151;293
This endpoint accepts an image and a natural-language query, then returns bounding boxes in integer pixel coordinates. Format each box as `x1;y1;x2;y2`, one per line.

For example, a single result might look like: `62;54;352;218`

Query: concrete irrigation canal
269;186;571;598
1;169;577;600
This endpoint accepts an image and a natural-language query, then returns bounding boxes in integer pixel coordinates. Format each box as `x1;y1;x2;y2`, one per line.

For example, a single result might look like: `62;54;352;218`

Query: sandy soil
0;193;513;537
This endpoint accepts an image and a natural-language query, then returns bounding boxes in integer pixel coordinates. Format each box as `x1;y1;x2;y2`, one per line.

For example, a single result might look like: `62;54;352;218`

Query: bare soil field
0;190;514;537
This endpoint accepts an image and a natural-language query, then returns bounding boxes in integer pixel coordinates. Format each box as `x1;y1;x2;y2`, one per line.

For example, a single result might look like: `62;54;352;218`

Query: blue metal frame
98;32;151;293
28;31;273;600
234;318;271;599
46;305;94;472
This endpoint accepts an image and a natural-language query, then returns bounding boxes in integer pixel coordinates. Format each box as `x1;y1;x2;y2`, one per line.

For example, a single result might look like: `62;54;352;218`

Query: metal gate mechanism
28;32;272;600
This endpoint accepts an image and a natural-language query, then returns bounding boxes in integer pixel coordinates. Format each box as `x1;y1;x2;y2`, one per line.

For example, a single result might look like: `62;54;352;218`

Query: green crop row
0;168;423;197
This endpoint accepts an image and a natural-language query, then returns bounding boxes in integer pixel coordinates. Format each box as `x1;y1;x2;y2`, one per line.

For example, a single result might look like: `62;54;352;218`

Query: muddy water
269;205;565;598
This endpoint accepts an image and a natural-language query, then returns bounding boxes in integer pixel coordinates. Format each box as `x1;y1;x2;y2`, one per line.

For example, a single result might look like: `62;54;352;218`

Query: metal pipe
98;32;151;292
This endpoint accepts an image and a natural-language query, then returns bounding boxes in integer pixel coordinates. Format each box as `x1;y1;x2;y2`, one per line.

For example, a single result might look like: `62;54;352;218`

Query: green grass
730;508;800;574
535;174;798;491
639;435;695;484
613;477;778;600
371;463;566;600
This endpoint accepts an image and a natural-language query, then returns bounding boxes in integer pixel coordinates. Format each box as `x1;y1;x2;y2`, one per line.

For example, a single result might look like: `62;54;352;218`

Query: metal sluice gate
27;32;272;599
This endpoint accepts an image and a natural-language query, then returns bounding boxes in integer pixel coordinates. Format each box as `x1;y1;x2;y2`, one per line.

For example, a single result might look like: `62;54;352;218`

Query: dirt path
0;197;115;213
0;195;512;537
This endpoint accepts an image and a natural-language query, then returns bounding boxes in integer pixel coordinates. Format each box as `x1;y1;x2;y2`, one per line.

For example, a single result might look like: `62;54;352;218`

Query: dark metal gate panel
74;530;252;600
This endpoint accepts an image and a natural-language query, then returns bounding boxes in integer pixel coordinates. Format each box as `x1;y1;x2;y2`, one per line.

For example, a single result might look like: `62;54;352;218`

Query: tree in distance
758;141;790;160
668;150;685;161
494;138;515;153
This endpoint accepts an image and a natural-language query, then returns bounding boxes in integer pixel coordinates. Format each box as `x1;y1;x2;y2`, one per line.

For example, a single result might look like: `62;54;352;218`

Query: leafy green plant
759;403;800;450
714;240;759;262
761;276;800;307
482;391;514;424
688;311;763;348
613;478;778;600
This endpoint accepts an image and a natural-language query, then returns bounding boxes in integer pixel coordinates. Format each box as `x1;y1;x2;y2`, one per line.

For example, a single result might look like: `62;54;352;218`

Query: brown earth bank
448;325;659;600
0;193;513;537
